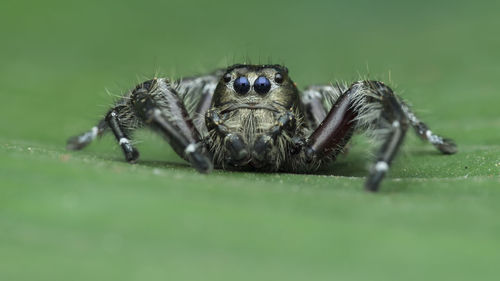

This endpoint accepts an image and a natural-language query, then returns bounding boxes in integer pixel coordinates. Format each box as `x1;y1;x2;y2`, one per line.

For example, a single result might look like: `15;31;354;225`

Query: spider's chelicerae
67;64;457;191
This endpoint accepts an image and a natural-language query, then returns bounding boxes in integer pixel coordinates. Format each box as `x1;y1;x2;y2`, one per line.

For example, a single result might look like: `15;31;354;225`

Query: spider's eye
254;76;271;94
223;73;231;83
274;73;283;84
233;76;250;94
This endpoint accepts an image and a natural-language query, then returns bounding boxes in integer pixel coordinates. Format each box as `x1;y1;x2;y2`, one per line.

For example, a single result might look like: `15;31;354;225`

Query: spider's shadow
137;157;368;178
138;159;192;170
91;147;371;178
89;145;443;180
82;151;193;171
91;154;414;193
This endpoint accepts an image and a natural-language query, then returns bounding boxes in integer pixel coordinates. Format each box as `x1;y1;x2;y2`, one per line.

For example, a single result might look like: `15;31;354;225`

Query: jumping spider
67;64;457;191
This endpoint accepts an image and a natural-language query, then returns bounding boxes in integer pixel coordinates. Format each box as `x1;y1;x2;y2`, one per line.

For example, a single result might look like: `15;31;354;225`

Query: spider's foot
124;146;140;164
66;127;99;150
66;135;89;151
364;160;391;192
436;138;457;155
185;143;212;173
364;172;384;192
125;147;139;164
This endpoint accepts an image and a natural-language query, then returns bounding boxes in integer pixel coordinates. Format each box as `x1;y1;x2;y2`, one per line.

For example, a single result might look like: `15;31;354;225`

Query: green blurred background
1;0;499;280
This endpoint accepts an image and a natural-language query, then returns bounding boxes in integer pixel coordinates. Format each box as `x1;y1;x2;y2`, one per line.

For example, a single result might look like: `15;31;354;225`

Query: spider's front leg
130;79;213;172
302;83;346;129
304;81;456;192
105;107;140;163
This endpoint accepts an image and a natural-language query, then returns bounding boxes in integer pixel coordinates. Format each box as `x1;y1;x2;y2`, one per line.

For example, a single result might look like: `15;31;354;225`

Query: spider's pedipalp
251;111;297;165
206;109;250;166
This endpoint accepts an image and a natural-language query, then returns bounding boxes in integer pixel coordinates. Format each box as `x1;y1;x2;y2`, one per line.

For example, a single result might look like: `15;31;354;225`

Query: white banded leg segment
118;137;138;163
106;109;140;163
425;130;443;145
185;143;197;154
401;102;457;154
426;129;457;154
359;81;409;192
77;126;99;143
374;161;389;173
119;137;130;145
67;126;104;150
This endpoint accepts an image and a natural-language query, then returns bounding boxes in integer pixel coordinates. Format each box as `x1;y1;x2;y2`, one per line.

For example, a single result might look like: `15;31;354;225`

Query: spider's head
212;64;300;111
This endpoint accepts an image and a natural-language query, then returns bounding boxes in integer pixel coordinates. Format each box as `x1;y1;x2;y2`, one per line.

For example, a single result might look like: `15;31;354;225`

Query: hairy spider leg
301;87;327;128
305;81;410;192
67;78;213;172
301;83;347;129
173;69;224;134
363;82;410;191
105;108;140;163
400;102;457;154
130;78;212;173
67;95;142;162
66;119;107;150
67;70;223;172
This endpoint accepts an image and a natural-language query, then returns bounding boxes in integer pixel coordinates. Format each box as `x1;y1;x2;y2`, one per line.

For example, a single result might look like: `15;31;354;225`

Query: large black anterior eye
254;76;271;94
234;76;250;94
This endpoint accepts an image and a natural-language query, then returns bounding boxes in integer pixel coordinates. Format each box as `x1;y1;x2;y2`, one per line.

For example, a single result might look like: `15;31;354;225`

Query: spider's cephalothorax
67;64;457;192
206;64;307;171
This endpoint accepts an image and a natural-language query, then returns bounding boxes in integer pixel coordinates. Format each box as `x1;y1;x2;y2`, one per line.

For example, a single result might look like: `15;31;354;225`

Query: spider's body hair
302;81;390;146
173;69;224;135
207;106;310;172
